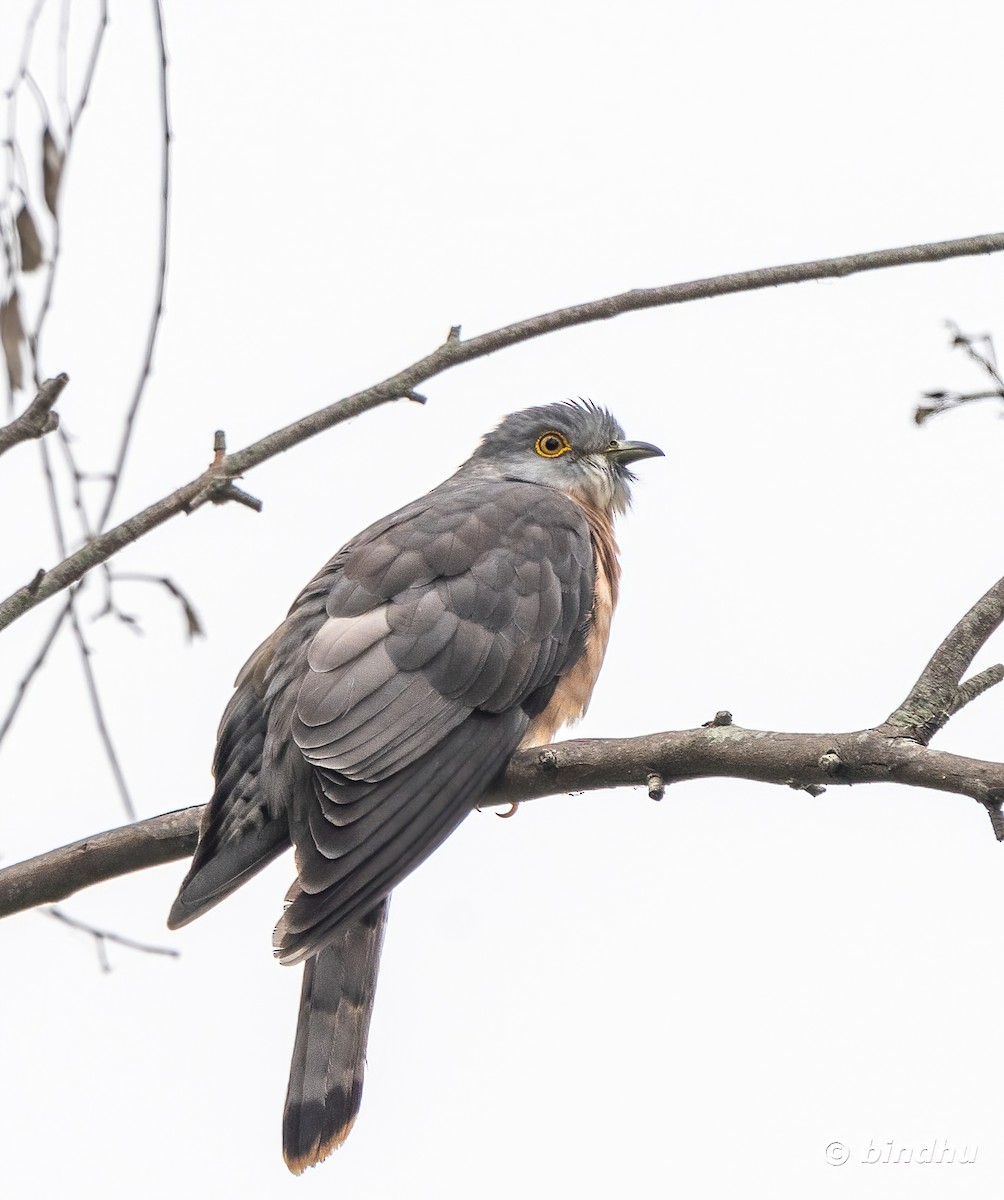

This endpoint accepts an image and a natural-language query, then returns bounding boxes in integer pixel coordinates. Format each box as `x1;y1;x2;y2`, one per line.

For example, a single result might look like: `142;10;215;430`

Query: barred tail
282;899;389;1174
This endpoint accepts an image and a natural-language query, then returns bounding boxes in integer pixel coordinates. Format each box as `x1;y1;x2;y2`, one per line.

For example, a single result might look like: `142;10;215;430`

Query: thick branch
4;722;1004;919
0;372;67;457
3;231;1004;630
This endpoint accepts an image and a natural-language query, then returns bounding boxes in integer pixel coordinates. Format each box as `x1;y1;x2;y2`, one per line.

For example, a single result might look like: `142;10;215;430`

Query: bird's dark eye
534;430;571;458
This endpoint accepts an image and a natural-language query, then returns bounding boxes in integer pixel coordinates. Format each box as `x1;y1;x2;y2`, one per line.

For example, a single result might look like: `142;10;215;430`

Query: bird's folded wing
169;478;594;949
276;478;594;962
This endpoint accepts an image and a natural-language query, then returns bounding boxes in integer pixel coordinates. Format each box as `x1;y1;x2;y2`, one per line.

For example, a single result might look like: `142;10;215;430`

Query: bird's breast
521;501;621;748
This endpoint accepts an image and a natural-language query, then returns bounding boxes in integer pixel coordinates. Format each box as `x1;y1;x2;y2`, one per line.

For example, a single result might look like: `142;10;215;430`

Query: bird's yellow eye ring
534;430;571;458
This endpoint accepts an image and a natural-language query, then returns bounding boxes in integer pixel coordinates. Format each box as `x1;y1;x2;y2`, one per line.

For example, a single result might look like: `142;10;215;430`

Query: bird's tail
282;898;389;1174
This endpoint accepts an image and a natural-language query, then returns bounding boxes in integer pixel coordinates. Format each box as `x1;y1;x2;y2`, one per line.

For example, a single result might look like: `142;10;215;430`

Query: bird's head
464;399;663;514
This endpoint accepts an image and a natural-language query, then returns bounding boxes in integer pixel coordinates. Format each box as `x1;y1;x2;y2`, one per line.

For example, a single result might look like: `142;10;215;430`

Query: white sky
2;1;1004;1197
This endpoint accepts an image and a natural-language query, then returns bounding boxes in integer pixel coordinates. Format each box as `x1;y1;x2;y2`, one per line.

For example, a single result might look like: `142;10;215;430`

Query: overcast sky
3;2;1004;1197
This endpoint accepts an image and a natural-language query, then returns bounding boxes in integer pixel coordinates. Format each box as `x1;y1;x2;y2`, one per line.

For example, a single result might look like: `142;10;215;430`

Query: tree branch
6;560;1004;918
885;572;1004;742
0;371;66;456
3;231;1004;632
5;719;1004;920
0;806;200;917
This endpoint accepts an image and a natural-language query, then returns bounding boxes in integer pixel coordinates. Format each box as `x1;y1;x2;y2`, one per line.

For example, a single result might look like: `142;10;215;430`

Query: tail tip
283;1117;357;1175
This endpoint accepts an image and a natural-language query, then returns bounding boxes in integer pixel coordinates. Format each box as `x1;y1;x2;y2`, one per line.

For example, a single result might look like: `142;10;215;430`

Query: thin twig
2;0;46;103
67;603;136;820
27;197;60;387
94;0;169;533
54;424;95;537
0;593;71;747
38;436;67;557
915;325;1004;423
34;430;137;820
0;371;66;456
108;571;204;639
45;905;179;970
4;230;1004;632
68;0;108;133
947;321;1004;391
57;0;71;133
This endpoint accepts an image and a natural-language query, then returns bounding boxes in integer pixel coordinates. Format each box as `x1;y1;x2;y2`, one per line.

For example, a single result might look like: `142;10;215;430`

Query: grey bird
167;400;662;1173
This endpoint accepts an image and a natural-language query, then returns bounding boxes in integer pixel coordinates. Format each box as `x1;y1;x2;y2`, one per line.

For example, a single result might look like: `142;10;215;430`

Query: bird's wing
167;627;297;929
275;477;594;963
168;544;357;929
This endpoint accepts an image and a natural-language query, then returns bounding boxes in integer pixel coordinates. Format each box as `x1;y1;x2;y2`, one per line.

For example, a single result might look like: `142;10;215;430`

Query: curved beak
605;439;665;466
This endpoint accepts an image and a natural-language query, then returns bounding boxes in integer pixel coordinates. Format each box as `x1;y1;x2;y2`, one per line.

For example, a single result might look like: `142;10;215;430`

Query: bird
167;399;662;1173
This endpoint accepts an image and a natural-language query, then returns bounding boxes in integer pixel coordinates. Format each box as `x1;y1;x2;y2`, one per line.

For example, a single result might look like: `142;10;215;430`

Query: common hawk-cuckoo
168;400;662;1172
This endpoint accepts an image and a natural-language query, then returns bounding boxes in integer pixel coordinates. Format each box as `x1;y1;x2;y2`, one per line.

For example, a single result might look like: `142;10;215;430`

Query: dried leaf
0;290;25;392
42;127;64;218
15;205;43;271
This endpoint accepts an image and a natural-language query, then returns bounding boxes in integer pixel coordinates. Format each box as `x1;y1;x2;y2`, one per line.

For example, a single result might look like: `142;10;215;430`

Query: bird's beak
605;439;665;465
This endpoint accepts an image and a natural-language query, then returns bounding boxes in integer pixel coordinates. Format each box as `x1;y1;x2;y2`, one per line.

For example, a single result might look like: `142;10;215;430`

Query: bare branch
0;371;66;456
7;560;1004;917
4;230;1004;632
0;806;200;917
7;719;1004;919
